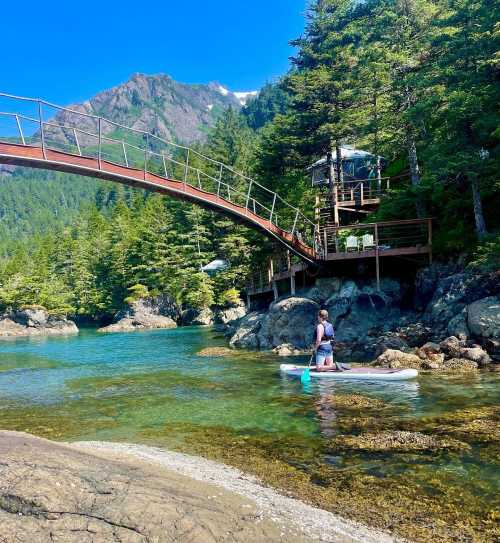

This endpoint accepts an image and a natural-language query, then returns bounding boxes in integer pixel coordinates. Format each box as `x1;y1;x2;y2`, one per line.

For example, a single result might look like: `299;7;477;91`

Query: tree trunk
469;173;488;240
407;127;426;218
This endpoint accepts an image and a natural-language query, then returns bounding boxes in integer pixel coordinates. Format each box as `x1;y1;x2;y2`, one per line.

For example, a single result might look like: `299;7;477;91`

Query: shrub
218;287;242;308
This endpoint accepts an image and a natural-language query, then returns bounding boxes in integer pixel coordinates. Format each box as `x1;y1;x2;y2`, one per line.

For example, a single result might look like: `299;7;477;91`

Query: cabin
308;145;384;187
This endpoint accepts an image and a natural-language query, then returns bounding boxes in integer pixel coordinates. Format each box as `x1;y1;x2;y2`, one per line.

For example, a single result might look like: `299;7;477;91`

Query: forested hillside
0;0;498;321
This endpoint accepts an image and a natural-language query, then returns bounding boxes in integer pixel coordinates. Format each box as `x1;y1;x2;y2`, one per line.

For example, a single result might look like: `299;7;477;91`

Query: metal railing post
245;180;253;211
291;209;300;236
162;153;168;178
144;133;148;180
269;193;277;224
98;117;102;169
184;148;190;188
15;115;25;145
38;101;46;159
73;128;82;156
122;141;129;167
197;169;202;189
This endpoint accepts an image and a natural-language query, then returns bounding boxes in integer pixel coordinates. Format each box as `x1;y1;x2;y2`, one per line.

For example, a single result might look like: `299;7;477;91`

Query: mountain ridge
51;73;258;145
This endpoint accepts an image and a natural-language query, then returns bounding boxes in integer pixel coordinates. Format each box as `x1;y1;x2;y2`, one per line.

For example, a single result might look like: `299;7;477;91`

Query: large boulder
303;277;341;303
467;296;500;342
182;307;214;326
422;271;500;337
0;308;78;338
229;312;265;349
215;304;247;325
257;297;320;350
99;295;178;333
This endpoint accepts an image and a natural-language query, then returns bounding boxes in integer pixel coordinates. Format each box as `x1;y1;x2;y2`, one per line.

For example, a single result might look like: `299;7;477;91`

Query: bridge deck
0;142;316;261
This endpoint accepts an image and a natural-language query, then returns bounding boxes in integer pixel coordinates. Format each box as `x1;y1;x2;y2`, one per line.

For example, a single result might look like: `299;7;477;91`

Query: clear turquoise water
0;327;498;540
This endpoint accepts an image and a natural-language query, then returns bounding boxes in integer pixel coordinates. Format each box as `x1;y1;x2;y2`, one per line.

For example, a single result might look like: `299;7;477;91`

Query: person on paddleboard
314;309;350;372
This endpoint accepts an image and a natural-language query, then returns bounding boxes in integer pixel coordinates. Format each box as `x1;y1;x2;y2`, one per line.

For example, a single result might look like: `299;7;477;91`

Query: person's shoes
334;363;345;372
341;364;351;370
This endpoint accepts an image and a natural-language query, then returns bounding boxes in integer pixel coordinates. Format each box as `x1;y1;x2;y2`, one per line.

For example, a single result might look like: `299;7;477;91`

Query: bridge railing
0;93;318;253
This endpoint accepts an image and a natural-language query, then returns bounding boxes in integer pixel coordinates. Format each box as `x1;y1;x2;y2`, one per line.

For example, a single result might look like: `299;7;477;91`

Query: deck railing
319;218;432;258
0;92;318;251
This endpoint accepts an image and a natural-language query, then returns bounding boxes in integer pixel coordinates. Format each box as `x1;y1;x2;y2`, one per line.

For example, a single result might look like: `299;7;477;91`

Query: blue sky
2;0;307;106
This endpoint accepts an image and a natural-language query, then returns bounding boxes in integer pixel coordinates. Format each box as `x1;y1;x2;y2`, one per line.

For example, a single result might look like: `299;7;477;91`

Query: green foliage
124;284;150;305
183;273;215;310
241;81;290;130
468;234;500;272
218;288;242;308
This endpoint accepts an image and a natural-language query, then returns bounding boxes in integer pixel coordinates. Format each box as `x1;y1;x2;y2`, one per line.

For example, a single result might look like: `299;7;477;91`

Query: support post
273;281;279;301
15;115;25;145
428;218;433;265
38;101;46;160
197;169;202;189
73;128;82;156
290;273;296;296
376;156;382;191
374;223;380;290
97;117;102;170
323;228;328;257
333;182;339;226
246;294;251;311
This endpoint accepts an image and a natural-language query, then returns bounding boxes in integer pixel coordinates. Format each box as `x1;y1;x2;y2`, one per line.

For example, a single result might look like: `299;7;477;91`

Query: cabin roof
308;146;378;170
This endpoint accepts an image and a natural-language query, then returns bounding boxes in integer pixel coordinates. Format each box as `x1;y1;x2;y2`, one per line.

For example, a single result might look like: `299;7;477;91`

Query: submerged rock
0;308;78;338
442;358;479;371
321;394;387;410
197;347;234;357
330;431;470;452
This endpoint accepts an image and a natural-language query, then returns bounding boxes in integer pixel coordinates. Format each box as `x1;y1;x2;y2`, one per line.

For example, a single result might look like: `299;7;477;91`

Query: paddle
300;353;315;384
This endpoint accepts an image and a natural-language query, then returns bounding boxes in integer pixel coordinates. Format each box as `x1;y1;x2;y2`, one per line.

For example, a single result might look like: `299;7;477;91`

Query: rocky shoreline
0;307;78;338
0;431;396;543
223;266;500;369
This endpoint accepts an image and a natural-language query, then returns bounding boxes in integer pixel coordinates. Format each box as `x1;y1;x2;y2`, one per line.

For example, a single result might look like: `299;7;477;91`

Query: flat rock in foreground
0;432;371;543
0;432;397;543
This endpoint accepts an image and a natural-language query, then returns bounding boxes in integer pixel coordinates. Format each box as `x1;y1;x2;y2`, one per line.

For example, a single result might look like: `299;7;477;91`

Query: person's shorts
316;343;333;367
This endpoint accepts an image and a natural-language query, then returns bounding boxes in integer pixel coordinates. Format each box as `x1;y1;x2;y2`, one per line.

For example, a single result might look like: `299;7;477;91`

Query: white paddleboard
280;364;418;381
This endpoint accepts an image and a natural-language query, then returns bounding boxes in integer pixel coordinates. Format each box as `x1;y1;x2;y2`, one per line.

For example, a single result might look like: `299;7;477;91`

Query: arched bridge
0;93;318;262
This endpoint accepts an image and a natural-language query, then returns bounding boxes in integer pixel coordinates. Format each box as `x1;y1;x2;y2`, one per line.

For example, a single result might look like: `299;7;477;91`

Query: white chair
362;233;376;251
345;235;359;252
